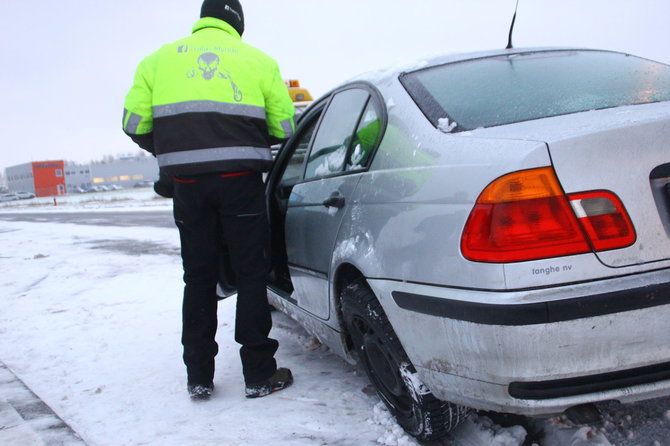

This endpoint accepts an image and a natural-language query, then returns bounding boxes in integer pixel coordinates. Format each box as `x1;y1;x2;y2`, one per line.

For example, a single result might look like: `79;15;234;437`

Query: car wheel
341;279;469;441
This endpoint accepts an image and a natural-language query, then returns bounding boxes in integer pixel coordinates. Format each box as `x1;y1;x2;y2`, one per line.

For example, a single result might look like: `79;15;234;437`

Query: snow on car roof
344;47;621;86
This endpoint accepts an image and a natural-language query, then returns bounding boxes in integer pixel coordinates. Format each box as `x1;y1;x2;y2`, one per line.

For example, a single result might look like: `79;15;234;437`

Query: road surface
0;210;174;228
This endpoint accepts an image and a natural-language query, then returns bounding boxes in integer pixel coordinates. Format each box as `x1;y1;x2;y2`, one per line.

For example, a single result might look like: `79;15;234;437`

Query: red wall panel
32;161;65;197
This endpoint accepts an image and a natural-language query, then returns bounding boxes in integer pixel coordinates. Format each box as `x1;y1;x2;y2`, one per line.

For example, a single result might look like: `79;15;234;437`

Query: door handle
322;192;345;209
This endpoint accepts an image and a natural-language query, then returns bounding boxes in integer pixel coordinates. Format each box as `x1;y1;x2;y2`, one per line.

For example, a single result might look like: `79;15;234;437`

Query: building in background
4;156;159;196
5;163;34;194
90;156;158;190
64;162;92;193
6;161;66;197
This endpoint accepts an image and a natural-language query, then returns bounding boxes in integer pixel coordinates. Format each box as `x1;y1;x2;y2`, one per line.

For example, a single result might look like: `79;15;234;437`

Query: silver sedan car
223;47;670;441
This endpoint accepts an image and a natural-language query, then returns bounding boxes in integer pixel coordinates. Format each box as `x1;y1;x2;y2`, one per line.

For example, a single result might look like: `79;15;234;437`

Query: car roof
345;47;625;87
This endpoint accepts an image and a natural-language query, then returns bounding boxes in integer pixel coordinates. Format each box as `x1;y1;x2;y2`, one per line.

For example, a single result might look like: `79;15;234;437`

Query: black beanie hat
201;0;245;36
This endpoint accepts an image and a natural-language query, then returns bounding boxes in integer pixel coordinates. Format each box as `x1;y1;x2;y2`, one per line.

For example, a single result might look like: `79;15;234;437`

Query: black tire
341;279;469;442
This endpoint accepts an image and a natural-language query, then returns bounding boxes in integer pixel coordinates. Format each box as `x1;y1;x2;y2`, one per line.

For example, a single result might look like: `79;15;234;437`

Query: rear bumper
368;268;670;415
507;361;670;400
415;365;670;416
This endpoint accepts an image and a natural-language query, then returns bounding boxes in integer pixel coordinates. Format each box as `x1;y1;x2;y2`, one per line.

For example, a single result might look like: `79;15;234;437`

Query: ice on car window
401;50;670;131
346;101;381;171
305;89;370;180
313;143;348;177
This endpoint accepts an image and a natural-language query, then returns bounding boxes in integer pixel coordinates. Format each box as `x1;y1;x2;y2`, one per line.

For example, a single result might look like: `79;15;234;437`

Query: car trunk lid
471;102;670;268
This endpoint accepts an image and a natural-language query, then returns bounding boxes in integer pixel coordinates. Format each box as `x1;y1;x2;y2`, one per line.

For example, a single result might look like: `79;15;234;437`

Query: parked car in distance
15;191;35;199
0;193;20;202
134;180;154;188
218;47;670;441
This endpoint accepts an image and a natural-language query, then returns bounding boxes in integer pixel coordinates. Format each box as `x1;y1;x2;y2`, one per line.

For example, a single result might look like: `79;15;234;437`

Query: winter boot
245;367;293;398
188;382;214;400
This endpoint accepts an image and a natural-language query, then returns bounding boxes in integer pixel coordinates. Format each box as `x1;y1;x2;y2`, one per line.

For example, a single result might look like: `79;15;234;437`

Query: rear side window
401;50;670;131
305;89;370;180
346;101;381;172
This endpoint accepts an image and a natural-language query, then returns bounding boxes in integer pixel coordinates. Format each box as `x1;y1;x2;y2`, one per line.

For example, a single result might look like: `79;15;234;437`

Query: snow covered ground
1;189;669;445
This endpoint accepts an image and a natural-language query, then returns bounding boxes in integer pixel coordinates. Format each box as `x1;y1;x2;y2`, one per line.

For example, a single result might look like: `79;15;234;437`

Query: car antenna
506;0;520;49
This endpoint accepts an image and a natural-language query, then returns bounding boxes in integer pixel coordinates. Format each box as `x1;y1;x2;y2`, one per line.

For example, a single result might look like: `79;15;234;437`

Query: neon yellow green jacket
123;17;295;175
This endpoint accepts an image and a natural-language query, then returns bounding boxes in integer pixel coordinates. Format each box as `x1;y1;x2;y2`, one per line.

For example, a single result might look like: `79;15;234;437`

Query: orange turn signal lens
476;167;564;203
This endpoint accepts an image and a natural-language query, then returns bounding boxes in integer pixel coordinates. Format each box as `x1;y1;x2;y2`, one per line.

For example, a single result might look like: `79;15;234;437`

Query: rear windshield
400;50;670;131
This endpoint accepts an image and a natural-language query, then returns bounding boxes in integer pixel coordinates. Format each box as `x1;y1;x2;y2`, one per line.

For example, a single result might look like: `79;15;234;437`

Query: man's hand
153;171;174;198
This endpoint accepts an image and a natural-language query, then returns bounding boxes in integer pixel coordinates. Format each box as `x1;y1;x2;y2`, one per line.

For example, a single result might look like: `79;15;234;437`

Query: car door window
278;114;320;190
346;100;381;171
304;89;370;180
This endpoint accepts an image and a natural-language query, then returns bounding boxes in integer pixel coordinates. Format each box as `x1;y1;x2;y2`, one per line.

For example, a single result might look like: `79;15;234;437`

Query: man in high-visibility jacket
123;0;295;400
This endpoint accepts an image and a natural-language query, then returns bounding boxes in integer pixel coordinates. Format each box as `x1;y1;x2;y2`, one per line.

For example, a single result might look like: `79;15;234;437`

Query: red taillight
461;167;636;263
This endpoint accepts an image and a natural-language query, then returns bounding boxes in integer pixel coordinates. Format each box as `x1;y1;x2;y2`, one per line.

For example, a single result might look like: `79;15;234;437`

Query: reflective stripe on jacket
123;17;295;175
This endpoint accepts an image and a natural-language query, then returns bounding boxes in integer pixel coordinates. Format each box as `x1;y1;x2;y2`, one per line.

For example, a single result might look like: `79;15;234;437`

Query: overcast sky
1;0;669;175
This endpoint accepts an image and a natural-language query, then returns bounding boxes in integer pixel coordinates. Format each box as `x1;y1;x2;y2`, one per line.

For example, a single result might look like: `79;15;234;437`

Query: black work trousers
173;172;278;386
